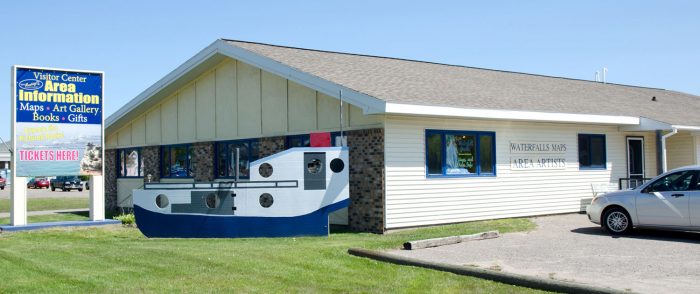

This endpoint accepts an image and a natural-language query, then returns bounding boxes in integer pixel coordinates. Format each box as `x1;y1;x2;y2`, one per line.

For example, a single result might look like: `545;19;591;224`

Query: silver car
586;165;700;234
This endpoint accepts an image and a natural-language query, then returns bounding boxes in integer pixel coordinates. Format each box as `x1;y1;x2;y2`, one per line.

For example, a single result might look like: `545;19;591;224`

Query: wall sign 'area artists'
509;141;567;170
13;66;104;177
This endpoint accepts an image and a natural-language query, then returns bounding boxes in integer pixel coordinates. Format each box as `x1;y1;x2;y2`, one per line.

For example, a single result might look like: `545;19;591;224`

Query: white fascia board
385;103;640;125
619;117;672;132
216;40;385;114
105;41;221;128
673;125;700;131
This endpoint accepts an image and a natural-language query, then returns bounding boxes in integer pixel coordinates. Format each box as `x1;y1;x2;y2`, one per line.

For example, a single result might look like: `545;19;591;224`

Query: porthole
330;158;345;173
307;158;322;174
205;193;220;209
259;163;273;178
259;193;274;208
155;194;169;209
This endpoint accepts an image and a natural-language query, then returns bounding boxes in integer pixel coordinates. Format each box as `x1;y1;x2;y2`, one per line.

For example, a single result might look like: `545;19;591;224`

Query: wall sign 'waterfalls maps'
12;66;103;177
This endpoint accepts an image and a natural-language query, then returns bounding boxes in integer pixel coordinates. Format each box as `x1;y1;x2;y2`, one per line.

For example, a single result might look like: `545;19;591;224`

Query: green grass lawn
0;198;88;213
0;216;547;293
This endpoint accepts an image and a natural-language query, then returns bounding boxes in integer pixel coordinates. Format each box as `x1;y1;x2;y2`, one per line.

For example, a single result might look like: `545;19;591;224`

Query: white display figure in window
126;150;138;176
446;135;469;174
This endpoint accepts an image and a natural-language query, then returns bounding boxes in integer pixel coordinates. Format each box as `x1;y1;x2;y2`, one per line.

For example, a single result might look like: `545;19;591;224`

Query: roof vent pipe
602;67;608;84
661;128;678;173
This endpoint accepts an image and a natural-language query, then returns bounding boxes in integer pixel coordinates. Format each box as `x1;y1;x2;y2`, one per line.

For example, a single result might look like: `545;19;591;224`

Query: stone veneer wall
141;146;161;182
259;136;285;158
347;128;385;233
104;149;117;212
191;142;215;182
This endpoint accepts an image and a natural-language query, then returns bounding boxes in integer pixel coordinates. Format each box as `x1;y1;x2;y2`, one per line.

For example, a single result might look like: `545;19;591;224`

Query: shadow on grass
330;224;355;234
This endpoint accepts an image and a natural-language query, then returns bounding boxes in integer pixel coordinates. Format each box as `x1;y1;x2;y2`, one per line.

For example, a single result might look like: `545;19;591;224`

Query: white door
636;171;693;227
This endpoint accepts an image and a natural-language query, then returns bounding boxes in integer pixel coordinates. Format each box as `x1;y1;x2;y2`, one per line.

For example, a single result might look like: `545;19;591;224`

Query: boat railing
143;180;299;190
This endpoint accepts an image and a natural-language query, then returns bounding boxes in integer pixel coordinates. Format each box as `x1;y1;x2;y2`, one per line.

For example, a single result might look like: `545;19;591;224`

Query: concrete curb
404;230;500;250
348;248;630;294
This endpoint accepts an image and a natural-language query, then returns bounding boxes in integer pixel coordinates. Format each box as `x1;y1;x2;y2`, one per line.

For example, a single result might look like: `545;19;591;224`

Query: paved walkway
389;214;700;294
0;208;88;218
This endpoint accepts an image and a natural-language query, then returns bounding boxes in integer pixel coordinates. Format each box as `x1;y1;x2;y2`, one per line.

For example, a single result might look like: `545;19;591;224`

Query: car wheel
78;189;83;192
51;186;56;191
603;207;632;235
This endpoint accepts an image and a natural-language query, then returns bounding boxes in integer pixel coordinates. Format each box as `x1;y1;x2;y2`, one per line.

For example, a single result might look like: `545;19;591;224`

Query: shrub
115;213;136;227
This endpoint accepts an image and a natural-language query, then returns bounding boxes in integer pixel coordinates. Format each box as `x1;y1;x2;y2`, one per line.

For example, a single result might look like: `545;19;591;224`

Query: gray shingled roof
0;140;11;153
226;40;700;127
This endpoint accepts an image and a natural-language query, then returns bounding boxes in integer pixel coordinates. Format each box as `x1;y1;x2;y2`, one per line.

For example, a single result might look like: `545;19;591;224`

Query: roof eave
385;102;640;125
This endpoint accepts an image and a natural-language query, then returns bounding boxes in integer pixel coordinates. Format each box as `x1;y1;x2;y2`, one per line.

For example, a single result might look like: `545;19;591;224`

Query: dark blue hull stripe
134;199;349;238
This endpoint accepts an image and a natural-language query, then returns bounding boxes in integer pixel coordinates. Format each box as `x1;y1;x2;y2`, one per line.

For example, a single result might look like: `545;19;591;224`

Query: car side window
647;171;695;192
692;171;700;191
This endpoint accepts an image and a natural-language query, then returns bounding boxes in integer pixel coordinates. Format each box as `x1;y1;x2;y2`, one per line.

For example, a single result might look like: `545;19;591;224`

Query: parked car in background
587;165;700;235
27;178;50;189
51;176;84;192
0;176;5;190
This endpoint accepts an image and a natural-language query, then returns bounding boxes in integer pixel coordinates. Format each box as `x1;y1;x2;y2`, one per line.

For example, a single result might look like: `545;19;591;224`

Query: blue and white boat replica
133;147;349;238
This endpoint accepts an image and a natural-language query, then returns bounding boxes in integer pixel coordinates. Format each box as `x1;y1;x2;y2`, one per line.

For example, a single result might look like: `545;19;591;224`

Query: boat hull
134;198;349;238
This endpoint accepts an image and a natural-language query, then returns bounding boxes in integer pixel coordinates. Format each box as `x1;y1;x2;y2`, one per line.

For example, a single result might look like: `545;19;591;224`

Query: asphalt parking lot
0;184;89;199
389;213;700;294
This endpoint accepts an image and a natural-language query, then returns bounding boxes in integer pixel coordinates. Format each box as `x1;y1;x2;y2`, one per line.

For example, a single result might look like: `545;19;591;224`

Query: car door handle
671;193;685;197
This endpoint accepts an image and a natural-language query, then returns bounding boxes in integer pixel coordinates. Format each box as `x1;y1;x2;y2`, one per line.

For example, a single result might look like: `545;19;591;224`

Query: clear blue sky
2;1;699;141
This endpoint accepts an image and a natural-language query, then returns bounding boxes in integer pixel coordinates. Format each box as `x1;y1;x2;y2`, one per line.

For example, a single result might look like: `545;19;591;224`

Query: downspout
661;128;678;173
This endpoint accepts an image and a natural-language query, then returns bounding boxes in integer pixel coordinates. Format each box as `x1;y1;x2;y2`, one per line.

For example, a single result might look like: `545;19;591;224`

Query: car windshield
64;177;80;181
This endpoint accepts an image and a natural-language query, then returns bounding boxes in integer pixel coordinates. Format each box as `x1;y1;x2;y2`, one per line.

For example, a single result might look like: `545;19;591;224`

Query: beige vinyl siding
384;115;658;229
177;83;196;141
106;134;117;149
195;71;216;140
261;71;288;134
288;81;317;132
215;60;238;138
117;125;131;147
145;107;161;144
160;95;178;144
106;58;382;149
318;93;350;130
666;132;697;170
131;115;146;146
237;62;262;137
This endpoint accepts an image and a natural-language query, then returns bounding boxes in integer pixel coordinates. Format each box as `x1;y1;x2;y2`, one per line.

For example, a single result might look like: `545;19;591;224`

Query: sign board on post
13;66;103;176
11;66;104;225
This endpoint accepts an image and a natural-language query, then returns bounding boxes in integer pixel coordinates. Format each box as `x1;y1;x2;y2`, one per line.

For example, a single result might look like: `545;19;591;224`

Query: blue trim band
134;199;349;238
